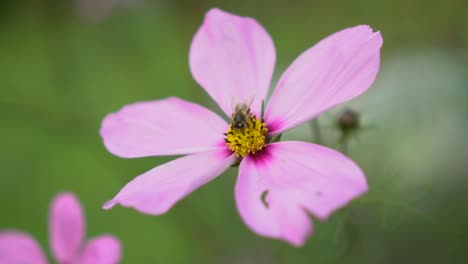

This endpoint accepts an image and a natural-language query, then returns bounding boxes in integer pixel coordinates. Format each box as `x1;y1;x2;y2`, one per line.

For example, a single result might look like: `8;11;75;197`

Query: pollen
224;114;268;158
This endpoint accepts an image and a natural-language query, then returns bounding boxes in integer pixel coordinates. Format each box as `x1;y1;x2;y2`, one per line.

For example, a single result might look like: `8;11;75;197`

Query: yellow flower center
225;113;268;158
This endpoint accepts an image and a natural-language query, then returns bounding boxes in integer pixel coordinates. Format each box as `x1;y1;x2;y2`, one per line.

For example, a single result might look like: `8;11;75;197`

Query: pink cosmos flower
100;8;382;246
0;192;121;263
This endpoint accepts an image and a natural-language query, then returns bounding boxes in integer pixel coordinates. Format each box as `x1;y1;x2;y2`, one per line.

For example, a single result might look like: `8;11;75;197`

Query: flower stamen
225;110;268;158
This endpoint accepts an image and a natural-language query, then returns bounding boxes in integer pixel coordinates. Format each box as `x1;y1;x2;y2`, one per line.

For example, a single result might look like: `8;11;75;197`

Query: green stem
310;118;323;145
339;134;349;155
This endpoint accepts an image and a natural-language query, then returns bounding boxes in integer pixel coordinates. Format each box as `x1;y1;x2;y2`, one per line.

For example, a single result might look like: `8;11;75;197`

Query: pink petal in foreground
235;141;367;246
0;231;48;264
49;192;85;264
79;235;121;264
265;25;382;134
235;162;312;246
100;97;228;158
104;148;236;215
190;8;276;117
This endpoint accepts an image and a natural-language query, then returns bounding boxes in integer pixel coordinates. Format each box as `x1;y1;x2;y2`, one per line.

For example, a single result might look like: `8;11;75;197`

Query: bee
231;98;254;129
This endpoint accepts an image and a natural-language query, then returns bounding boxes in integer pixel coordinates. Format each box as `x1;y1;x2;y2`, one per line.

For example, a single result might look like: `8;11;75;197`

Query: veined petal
265;25;382;134
0;231;48;264
100;97;228;158
189;8;276;117
235;163;312;247
49;192;85;264
79;235;121;264
103;148;236;215
235;141;367;246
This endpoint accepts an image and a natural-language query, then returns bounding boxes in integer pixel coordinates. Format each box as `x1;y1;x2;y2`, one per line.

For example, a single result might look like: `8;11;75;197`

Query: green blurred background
1;0;467;263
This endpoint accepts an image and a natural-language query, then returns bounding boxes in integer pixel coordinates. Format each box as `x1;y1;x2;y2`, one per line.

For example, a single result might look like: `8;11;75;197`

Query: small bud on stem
337;109;360;154
338;109;360;132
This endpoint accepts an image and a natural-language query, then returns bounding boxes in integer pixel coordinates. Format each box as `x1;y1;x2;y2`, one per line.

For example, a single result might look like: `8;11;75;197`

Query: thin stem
339;134;349;155
310;118;323;145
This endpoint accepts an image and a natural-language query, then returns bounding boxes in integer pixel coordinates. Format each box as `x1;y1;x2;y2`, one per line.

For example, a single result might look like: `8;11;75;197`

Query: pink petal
79;235;121;264
100;97;228;158
189;8;276;117
235;141;367;246
103;148;236;215
0;230;48;264
265;26;382;134
235;164;312;247
49;192;85;263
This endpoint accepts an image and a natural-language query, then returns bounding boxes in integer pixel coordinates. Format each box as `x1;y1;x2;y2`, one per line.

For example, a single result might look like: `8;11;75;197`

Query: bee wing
246;95;255;107
231;97;240;114
231;96;255;113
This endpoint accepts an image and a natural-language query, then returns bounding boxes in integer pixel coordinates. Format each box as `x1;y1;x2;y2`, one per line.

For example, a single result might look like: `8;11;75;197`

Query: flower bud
338;109;360;132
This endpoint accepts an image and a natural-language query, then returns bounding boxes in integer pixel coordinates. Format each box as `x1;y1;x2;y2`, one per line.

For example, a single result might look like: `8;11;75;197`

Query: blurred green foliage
1;0;467;263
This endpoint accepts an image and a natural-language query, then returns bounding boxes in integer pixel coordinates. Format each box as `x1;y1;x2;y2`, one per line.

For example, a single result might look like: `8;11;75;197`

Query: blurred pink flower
100;8;382;246
0;193;121;264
